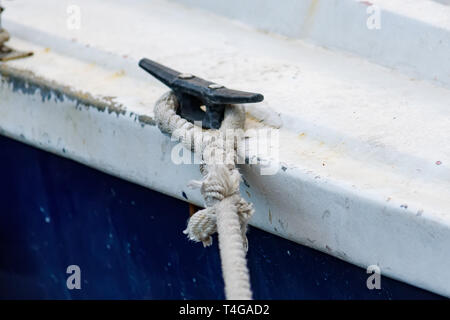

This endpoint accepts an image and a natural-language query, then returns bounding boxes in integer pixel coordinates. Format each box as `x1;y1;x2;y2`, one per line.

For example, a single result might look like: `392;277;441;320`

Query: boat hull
0;135;442;299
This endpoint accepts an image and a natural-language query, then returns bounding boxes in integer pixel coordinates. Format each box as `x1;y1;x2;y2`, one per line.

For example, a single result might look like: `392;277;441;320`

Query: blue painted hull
0;135;442;299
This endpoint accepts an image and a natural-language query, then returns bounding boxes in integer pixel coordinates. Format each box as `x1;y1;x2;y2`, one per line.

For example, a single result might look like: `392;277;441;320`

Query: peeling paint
138;114;156;127
278;218;286;231
0;65;160;129
0;65;126;116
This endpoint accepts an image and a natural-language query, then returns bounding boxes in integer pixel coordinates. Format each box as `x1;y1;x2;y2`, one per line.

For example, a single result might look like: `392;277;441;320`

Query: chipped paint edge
1;66;450;298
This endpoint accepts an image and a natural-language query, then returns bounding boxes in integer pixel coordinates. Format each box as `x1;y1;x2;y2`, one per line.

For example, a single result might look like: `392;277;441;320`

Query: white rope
154;91;254;300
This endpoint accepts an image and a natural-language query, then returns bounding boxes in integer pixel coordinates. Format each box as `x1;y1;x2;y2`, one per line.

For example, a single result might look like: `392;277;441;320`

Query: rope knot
155;90;254;299
184;166;254;248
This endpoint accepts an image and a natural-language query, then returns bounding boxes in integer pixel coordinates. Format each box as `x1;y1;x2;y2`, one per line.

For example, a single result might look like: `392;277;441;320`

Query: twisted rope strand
154;91;253;300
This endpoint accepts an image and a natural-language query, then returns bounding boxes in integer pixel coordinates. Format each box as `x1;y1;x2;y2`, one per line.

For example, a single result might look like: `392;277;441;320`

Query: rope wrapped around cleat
154;91;254;300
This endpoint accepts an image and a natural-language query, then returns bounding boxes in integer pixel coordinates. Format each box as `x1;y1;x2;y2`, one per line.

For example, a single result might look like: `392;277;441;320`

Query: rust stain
359;1;373;6
300;0;319;38
110;69;126;79
189;203;201;217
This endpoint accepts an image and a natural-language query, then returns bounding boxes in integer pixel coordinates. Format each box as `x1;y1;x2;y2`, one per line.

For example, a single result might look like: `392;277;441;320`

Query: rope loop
154;91;254;300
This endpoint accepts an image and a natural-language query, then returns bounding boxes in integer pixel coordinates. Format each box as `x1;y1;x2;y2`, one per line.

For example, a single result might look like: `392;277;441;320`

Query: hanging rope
154;91;254;300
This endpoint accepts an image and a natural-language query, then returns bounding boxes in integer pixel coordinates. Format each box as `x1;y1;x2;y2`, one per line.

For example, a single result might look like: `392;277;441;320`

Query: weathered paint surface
0;66;126;116
0;135;442;299
174;0;450;88
0;0;449;297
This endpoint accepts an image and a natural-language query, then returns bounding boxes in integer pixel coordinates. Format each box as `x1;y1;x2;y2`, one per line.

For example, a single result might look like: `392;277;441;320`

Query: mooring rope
154;91;254;300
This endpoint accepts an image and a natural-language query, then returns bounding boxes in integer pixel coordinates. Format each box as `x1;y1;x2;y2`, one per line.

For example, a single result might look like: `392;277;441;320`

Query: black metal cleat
139;58;264;129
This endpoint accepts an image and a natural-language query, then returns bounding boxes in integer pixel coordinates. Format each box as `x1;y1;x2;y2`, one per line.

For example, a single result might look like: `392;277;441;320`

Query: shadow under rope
0;135;442;299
